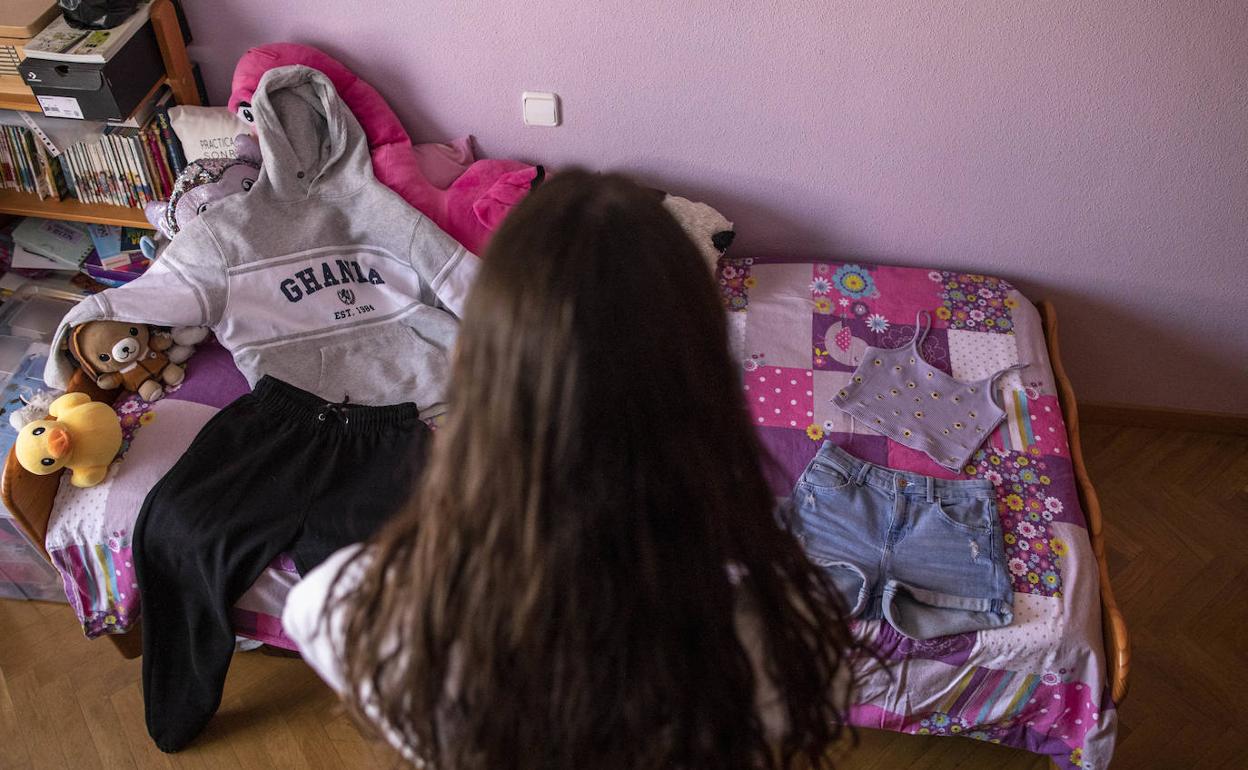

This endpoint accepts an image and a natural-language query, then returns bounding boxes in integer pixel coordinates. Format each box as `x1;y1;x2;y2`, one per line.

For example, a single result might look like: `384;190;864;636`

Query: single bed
2;340;303;653
2;257;1127;768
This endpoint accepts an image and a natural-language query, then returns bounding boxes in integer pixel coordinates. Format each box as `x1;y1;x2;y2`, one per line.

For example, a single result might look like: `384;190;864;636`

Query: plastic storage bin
0;513;65;601
0;284;78;603
0;285;81;341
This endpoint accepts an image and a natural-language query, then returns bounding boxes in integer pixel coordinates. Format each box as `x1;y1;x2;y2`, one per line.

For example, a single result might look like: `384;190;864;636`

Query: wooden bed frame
0;370;144;657
0;302;1131;700
1037;301;1130;704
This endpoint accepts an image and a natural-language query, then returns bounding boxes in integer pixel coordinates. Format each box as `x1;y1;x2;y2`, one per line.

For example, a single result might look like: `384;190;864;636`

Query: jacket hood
251;65;373;200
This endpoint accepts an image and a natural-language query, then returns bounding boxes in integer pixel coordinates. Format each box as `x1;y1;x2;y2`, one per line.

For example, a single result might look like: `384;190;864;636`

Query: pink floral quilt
42;257;1116;767
719;257;1116;769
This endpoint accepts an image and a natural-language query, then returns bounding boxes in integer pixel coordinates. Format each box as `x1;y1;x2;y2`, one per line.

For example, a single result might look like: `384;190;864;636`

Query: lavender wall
184;1;1248;412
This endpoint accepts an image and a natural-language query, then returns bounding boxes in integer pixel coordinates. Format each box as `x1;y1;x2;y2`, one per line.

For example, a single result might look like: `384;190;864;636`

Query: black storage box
17;21;162;121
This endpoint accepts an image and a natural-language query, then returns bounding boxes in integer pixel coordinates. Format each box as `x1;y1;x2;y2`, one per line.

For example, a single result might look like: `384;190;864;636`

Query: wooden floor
2;423;1246;769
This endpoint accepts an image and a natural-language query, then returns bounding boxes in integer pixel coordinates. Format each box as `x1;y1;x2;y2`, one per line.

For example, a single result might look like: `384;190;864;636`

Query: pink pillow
413;136;475;190
229;43;541;253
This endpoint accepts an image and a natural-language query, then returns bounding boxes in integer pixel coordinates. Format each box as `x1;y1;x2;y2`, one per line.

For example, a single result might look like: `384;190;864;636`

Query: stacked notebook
3;216;151;287
83;223;150;284
9;217;93;271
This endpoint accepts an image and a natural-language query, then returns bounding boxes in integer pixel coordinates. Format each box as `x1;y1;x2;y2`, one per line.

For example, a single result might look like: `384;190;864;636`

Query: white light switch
522;91;560;127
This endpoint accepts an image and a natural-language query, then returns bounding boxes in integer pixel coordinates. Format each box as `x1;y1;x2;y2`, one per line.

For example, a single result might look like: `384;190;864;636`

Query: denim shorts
791;443;1013;639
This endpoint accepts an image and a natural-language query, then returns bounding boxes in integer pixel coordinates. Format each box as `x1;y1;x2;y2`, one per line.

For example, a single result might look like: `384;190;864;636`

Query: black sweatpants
133;376;430;752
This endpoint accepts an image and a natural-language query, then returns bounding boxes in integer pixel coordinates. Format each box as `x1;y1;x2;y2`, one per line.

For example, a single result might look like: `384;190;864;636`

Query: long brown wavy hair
334;170;857;768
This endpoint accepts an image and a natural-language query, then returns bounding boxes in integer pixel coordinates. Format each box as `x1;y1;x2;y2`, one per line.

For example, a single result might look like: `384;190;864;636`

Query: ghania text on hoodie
46;66;478;417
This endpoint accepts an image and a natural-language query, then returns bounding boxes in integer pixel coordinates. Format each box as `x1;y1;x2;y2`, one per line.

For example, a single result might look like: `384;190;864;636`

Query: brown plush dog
67;321;186;402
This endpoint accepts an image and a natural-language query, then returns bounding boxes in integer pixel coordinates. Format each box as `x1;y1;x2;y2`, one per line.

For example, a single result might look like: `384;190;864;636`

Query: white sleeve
409;216;479;318
283;545;427;763
44;220;229;389
96;217;230;328
281;544;368;695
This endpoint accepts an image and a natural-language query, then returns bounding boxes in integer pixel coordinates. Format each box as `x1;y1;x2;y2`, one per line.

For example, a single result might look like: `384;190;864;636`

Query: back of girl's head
449;171;763;541
344;170;855;769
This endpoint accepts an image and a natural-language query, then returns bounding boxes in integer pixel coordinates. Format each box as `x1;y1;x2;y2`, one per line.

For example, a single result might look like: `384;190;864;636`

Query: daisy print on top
832;311;1027;470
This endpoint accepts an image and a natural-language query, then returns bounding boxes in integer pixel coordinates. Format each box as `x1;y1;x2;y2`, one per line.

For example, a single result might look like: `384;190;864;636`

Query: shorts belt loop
926;476;935;503
854;462;871;486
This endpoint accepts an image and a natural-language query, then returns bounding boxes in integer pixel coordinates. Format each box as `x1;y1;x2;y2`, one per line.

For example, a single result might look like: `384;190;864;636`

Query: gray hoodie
46;65;477;416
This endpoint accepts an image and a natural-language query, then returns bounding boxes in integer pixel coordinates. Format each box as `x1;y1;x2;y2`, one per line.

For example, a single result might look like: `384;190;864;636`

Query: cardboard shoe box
18;21;163;121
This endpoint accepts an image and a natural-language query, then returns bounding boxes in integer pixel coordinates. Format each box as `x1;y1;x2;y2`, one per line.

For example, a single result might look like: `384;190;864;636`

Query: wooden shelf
0;85;41;113
0;188;150;227
0;0;196;228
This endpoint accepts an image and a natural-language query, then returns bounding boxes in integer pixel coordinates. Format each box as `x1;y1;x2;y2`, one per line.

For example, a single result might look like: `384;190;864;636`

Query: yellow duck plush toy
16;392;123;488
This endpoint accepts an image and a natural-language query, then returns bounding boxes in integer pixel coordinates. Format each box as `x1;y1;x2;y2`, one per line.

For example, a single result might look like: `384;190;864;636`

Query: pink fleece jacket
229;43;542;254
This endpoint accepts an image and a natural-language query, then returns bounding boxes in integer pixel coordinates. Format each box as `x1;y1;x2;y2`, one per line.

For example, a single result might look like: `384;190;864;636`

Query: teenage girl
284;170;858;769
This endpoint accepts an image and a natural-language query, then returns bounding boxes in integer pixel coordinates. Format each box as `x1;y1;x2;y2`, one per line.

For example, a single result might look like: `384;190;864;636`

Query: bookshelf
0;0;198;222
0;89;39;114
0;188;151;227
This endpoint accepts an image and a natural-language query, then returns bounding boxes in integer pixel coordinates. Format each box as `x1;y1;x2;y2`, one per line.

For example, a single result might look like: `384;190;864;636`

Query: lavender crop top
832;312;1026;471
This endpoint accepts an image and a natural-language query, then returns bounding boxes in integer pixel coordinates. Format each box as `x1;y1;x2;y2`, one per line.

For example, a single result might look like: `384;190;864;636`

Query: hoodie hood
43;63;479;409
251;65;374;201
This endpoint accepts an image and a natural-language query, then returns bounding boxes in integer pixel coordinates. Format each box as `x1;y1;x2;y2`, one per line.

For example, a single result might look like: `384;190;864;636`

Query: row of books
0;122;61;199
56;88;188;209
0;87;188;210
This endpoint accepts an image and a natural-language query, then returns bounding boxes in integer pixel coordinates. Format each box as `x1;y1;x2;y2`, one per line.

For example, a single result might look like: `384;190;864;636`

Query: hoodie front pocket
316;324;450;412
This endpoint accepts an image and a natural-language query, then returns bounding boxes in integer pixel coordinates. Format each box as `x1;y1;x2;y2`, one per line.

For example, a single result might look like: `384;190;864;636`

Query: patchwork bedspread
44;340;300;650
42;258;1115;767
720;257;1115;768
